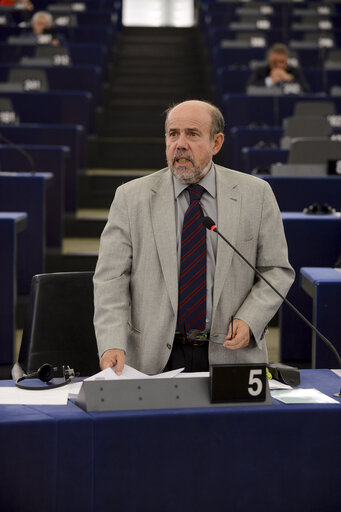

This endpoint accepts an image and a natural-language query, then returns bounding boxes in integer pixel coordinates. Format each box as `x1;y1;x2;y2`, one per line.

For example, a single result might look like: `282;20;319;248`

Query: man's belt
174;331;210;347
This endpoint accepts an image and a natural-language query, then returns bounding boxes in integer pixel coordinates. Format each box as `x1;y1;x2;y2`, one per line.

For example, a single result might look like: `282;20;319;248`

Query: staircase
48;26;215;273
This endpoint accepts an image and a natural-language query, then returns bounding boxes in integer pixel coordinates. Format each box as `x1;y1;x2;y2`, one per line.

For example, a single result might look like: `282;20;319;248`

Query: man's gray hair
165;100;225;139
32;11;53;27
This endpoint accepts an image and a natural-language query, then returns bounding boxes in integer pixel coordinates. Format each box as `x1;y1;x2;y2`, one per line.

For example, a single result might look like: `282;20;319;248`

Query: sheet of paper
269;379;292;390
271;388;339;404
331;369;341;377
0;386;69;405
84;364;184;382
175;372;210;378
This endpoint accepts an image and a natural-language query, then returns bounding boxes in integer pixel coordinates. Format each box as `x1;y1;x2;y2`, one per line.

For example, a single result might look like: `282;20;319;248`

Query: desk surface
301;266;341;284
0;211;27;230
0;370;340;512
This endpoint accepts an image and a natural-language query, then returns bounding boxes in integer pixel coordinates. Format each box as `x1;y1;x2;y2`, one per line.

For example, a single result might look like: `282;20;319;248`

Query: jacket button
167;344;172;350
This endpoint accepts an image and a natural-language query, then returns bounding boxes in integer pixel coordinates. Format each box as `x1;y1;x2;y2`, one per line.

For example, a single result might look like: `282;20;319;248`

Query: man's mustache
172;150;194;165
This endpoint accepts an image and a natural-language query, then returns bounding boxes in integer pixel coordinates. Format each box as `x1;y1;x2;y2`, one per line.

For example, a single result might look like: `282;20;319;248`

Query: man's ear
212;133;224;155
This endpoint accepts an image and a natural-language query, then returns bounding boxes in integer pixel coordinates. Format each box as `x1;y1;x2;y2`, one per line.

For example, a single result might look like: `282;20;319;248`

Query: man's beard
168;149;211;184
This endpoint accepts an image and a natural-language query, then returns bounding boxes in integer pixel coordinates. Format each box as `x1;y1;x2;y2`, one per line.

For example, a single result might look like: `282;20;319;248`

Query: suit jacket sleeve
93;185;132;358
233;180;295;342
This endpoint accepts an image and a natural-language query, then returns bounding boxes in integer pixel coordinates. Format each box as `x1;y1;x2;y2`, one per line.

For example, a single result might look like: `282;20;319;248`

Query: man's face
268;52;288;70
165;101;224;184
33;15;50;35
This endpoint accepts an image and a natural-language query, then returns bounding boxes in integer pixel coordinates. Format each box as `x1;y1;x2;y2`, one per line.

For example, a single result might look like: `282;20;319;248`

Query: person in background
28;10;66;46
0;0;33;10
247;43;310;93
93;99;295;376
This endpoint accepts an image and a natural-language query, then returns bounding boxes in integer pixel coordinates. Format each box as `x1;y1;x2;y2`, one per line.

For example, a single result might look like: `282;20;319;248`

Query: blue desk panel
301;267;341;368
0;145;68;247
0;212;27;363
0;42;108;70
0;401;93;512
0;124;85;212
281;213;341;363
0;173;52;295
241;147;288;173
0;91;93;134
259;176;341;212
0;25;115;47
0;64;102;106
230;126;283;169
223;94;341;129
214;67;324;99
0;370;340;512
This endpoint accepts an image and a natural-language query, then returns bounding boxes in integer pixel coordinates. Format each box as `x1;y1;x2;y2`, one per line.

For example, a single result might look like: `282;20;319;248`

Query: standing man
93;100;294;375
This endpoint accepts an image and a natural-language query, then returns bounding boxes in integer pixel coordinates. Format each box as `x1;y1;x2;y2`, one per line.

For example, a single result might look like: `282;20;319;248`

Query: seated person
27;11;66;46
247;43;310;93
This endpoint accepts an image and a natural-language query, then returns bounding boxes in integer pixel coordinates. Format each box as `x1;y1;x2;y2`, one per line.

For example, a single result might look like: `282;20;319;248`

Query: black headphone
303;203;336;215
14;363;76;390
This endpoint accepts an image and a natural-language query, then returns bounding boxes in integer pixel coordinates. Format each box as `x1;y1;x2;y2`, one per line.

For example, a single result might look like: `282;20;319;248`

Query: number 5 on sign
210;364;268;403
248;369;263;396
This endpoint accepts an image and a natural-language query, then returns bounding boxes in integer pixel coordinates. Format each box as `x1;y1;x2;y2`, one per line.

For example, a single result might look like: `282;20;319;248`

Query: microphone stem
214;228;341;369
0;132;36;175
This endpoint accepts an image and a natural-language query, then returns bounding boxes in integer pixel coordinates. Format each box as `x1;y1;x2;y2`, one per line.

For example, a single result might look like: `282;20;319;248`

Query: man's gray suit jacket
93;164;295;374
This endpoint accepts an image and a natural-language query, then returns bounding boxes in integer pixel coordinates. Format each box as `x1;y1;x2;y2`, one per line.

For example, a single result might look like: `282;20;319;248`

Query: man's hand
100;349;125;375
270;68;293;84
223;318;250;350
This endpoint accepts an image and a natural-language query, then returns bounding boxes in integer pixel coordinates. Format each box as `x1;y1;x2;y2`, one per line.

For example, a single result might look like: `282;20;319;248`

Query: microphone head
202;216;217;230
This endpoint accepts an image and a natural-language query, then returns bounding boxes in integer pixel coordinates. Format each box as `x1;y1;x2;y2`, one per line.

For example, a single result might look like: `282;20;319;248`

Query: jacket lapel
150;170;178;314
213;166;241;310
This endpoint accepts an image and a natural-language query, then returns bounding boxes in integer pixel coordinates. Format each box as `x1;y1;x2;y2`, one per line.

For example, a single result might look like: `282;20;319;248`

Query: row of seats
200;1;341;367
0;0;123;367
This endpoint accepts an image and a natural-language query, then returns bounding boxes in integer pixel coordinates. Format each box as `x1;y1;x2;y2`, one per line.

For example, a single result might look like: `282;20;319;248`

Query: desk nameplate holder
75;371;272;412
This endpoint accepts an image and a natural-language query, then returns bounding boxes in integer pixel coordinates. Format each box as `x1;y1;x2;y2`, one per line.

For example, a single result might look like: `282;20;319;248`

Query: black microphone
202;216;341;383
0;132;36;174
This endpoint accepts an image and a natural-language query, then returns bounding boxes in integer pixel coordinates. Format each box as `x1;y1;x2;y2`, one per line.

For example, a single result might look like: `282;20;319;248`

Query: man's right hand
100;349;125;375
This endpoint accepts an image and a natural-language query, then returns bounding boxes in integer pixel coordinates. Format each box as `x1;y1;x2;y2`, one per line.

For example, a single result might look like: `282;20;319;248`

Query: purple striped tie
177;184;206;336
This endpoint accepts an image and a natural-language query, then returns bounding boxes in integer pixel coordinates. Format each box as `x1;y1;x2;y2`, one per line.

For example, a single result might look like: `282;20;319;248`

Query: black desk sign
210;364;267;403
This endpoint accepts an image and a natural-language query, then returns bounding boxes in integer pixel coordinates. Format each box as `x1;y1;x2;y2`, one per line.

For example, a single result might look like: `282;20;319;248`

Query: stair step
45;249;98;273
64;213;107;238
109;85;207;100
78;168;156;208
